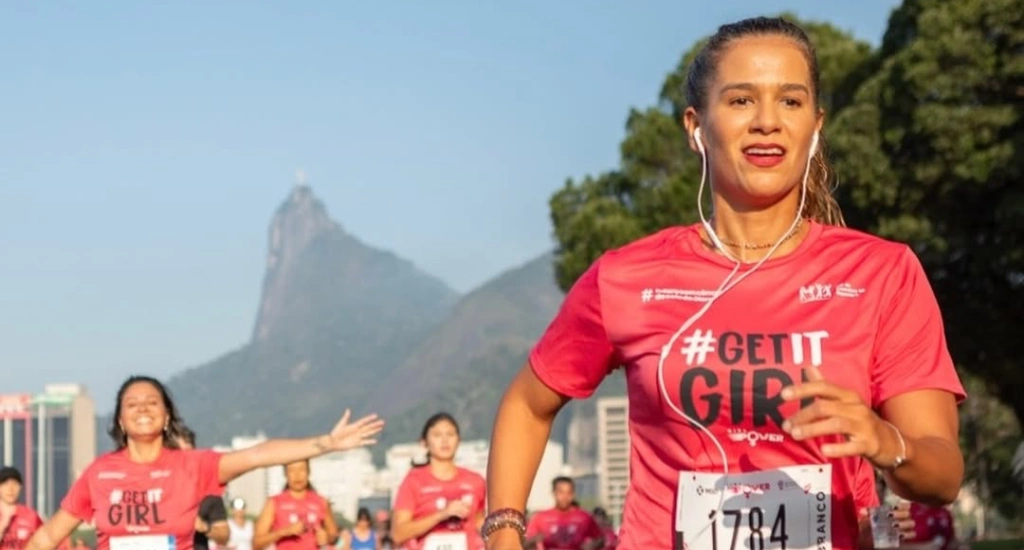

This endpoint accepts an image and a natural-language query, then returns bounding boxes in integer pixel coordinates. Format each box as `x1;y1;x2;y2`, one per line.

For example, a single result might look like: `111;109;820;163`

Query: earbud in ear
810;131;819;156
694;128;705;154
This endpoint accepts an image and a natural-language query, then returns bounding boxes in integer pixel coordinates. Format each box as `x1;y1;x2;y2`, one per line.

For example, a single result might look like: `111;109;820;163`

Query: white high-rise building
383;442;424;503
526;440;568;513
454;439;489;476
596;397;630;527
219;435;270;513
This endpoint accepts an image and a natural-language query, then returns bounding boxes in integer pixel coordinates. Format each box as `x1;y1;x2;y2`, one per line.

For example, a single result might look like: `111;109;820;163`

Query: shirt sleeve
392;472;418;513
870;247;966;407
195;450;226;497
525;514;541;538
60;469;93;522
529;258;617;399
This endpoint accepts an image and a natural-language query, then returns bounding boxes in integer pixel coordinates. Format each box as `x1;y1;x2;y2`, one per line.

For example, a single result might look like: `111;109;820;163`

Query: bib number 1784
710;505;788;550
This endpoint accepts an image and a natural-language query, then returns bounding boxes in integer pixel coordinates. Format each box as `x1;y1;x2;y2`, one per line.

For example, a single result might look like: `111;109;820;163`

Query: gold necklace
709;218;805;250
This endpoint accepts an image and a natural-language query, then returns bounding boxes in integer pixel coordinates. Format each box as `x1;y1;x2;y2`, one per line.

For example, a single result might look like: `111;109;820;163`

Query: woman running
390;413;486;550
225;499;253;550
482;16;964;550
0;466;42;550
24;375;383;550
253;459;339;550
337;507;378;550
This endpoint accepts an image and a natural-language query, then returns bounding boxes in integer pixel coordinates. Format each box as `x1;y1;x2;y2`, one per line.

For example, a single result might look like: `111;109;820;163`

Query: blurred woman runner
225;499;254;550
0;467;42;550
390;413;486;550
482;16;964;550
337;507;379;550
25;375;383;550
253;458;339;550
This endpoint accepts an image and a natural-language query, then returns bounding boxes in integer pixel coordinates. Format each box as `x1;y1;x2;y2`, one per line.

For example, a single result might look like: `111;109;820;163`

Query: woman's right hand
442;500;472;519
485;528;524;550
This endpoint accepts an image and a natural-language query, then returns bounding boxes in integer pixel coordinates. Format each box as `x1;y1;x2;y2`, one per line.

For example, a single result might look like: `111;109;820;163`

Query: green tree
958;373;1023;534
549;15;874;290
829;0;1023;424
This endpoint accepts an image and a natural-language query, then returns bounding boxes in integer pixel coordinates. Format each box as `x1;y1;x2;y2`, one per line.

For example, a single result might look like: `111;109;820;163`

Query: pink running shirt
393;466;486;550
61;448;224;550
268;490;329;550
529;222;964;550
525;507;603;550
0;504;42;550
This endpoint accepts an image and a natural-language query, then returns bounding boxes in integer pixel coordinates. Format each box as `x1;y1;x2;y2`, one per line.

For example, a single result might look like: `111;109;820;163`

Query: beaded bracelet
480;508;527;543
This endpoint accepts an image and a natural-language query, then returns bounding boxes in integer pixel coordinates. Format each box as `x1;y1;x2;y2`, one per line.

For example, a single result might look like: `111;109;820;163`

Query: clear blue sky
0;0;900;410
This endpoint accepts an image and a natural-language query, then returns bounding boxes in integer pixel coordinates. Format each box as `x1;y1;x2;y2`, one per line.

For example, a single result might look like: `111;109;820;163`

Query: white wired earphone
657;125;819;533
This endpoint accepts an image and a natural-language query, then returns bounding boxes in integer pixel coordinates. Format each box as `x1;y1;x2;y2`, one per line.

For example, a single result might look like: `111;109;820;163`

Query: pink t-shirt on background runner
529;222;965;550
1;504;43;550
62;448;224;550
393;466;486;550
525;507;602;550
268;490;329;550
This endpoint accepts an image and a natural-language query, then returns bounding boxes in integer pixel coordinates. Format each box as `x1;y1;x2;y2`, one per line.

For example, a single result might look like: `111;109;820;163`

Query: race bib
675;465;832;550
109;535;176;550
423;532;468;550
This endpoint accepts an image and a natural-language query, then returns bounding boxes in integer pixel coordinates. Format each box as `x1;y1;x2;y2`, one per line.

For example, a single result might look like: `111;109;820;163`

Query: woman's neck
126;439;164;463
706;195;807;263
288;488;308;499
428;460;457;480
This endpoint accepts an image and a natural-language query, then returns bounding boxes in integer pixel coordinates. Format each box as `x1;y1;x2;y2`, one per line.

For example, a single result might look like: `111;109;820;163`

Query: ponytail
410;453;430;468
802;135;845;226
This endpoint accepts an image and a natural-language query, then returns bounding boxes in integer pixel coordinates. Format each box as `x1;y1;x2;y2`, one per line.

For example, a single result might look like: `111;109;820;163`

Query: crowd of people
0;13;976;550
0;376;967;550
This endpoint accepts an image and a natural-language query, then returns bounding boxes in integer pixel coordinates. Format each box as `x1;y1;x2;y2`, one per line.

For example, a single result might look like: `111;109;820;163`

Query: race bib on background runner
109;535;176;550
423;532;468;550
676;465;832;550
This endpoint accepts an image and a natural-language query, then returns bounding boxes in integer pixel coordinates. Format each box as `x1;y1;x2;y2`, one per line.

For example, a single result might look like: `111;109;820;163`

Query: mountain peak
252;185;339;341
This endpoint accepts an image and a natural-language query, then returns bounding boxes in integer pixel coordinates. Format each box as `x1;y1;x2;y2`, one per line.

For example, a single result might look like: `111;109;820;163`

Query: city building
0;385;96;517
218;435;271;513
596;396;629;527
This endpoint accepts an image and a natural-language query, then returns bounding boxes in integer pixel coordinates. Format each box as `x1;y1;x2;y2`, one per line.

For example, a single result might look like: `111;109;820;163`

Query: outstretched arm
24;511;81;550
218;410;384;483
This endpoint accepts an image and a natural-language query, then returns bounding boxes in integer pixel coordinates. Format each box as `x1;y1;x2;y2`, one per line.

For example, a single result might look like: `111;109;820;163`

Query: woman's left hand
891;501;916;541
781;366;897;468
317;410;386;453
